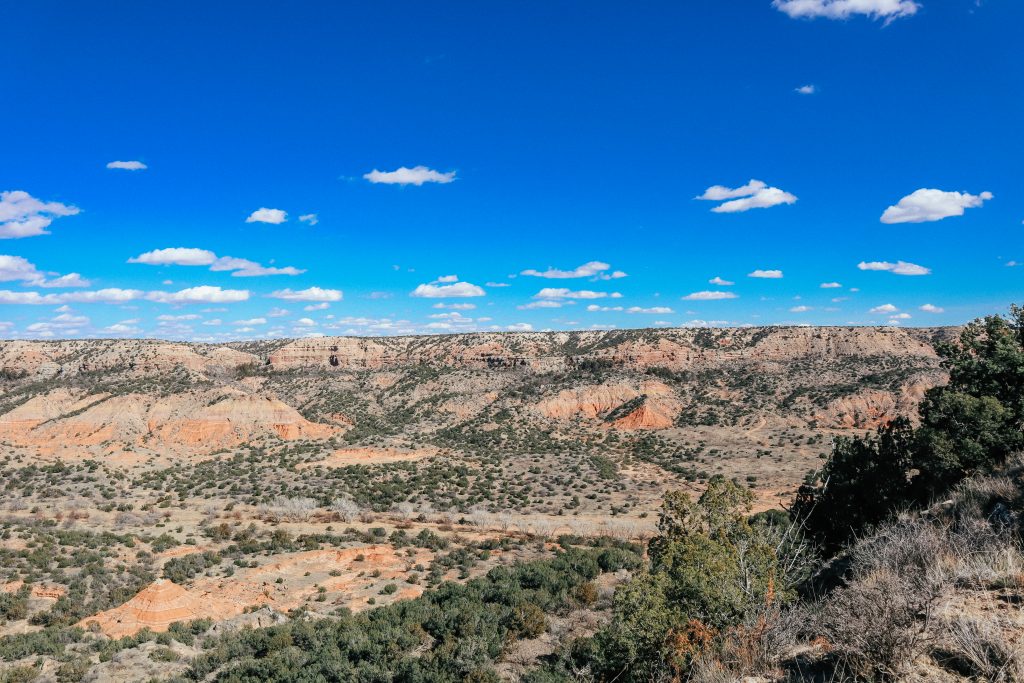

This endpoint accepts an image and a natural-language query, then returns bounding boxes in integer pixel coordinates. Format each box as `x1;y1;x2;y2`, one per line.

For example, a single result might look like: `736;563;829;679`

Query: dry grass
942;615;1024;682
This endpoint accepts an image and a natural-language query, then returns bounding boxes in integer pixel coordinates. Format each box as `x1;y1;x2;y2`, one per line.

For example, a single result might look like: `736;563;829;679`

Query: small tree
591;477;785;681
794;305;1024;549
794;418;915;551
331;495;360;523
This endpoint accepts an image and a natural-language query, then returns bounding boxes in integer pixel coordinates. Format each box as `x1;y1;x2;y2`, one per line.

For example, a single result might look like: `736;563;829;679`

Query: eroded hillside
0;326;958;678
0;327;949;512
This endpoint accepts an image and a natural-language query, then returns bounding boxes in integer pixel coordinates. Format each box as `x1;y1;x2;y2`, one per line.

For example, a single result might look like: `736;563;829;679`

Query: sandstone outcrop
80;545;423;637
265;326;944;373
80;579;207;638
0;388;339;452
0;327;951;457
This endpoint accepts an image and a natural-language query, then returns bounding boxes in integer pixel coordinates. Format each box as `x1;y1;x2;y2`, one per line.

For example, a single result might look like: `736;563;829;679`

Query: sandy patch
297;447;435;469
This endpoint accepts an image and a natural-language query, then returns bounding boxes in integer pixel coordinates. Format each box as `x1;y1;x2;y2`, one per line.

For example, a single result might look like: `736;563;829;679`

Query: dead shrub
685;606;803;681
942;615;1024;682
819;568;933;680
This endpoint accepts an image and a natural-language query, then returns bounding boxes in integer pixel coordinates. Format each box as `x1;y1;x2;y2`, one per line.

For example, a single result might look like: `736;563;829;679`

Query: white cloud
129;247;304;277
709;276;734;286
0;190;80;239
696;180;797;213
682;291;739;301
37;273;91;288
586;305;623;312
364;166;456;186
295;318;317;327
304;302;330;311
104;322;142;334
881;189;992;224
436;274;459;283
66;289;143;303
0;255;46;285
106;160;147;171
790;305;812;313
433;303;476;310
210;256;304;277
919;304;944;313
518;300;565;310
890;313;912;320
534;288;619;300
748;269;784;279
146;286;250;304
507;322;533;332
245;208;288;224
267;307;290;317
773;0;920;21
870;303;899;314
270;287;344;302
0;288;145;305
521;261;626;280
157;314;200;321
627;306;673;314
411;282;485;298
485;282;511;287
233;318;267;326
820;282;842;288
129;248;217;266
857;260;931;276
697;180;768;201
26;313;90;336
298;213;318;226
795;84;816;94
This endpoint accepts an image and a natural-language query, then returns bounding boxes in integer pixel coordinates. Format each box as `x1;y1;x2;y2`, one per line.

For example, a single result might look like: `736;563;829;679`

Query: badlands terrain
0;326;952;680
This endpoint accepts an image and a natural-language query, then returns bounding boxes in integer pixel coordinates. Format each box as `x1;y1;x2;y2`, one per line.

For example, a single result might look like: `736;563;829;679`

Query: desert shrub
150;646;181;662
0;665;41;683
167;618;214;646
330;495;360;522
596;546;641;572
0;627;84;661
260;496;317;523
818;568;933;680
796;305;1024;550
186;547;632;681
683;605;805;682
0;585;30;622
914;307;1024;492
793;418;916;551
55;657;90;682
943;615;1024;682
163;552;222;582
578;478;791;682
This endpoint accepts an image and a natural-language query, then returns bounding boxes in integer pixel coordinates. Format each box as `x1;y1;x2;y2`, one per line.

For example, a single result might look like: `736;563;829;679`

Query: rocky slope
0;327;952;456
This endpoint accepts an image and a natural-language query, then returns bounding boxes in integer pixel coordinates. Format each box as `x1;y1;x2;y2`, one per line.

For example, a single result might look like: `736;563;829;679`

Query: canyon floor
0;326;952;679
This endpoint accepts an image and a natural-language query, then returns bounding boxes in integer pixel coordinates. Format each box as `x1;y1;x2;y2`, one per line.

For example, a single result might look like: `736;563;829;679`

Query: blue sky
2;0;1021;340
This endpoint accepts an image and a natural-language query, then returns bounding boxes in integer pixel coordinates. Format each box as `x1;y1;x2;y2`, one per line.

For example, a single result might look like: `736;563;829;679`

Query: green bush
796;305;1024;549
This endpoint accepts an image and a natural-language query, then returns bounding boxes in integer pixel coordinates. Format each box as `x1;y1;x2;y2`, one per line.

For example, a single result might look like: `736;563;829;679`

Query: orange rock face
607;399;675;430
266;326;942;373
0;327;949;457
79;580;207;638
80;545;424;638
536;381;680;430
0;389;339;454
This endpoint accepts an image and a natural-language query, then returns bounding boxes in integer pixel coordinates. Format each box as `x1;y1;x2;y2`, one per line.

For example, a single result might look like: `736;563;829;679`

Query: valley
0;326;953;679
